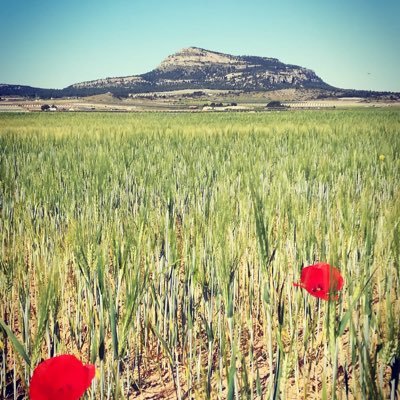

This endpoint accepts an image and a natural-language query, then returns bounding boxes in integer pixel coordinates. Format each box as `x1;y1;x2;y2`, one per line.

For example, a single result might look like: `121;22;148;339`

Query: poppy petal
29;355;96;400
294;263;344;301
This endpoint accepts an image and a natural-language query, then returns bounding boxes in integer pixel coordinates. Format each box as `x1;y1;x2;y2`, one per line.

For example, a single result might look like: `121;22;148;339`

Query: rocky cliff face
157;47;245;70
71;75;147;89
69;47;332;94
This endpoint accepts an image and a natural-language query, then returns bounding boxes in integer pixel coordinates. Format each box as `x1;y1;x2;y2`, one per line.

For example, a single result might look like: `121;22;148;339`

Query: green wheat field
1;109;400;399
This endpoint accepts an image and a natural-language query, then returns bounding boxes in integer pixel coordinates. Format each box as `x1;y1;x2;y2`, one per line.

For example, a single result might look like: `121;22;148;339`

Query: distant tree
192;91;205;97
266;101;284;108
41;104;50;111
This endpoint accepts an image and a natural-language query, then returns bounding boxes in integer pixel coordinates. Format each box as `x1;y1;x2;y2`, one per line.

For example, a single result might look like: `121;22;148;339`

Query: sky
1;0;399;91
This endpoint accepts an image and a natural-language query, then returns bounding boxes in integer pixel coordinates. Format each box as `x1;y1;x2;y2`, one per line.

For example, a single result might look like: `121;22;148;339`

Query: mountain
0;84;63;98
0;47;396;98
68;47;333;95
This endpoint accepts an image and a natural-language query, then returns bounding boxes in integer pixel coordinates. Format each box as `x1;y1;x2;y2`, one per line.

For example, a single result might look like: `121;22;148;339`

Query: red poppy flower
293;262;344;300
29;354;95;400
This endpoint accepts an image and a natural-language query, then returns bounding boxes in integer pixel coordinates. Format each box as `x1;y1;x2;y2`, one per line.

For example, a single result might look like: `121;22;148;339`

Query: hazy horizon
1;0;399;92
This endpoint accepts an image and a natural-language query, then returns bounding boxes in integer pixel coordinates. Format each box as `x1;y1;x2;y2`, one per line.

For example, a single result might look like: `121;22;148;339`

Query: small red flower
29;354;95;400
293;262;344;301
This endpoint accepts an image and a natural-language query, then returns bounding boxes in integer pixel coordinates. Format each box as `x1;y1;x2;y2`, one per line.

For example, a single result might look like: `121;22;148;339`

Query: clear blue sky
1;0;399;91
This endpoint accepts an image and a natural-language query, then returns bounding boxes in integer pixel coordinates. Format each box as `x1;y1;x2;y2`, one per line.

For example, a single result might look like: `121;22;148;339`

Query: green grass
0;109;399;399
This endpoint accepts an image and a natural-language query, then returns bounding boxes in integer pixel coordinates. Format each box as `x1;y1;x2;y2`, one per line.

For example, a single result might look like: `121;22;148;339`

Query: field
0;110;400;399
1;92;399;113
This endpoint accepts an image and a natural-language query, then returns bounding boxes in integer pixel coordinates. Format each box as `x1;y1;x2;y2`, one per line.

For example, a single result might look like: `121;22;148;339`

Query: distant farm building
41;104;58;111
